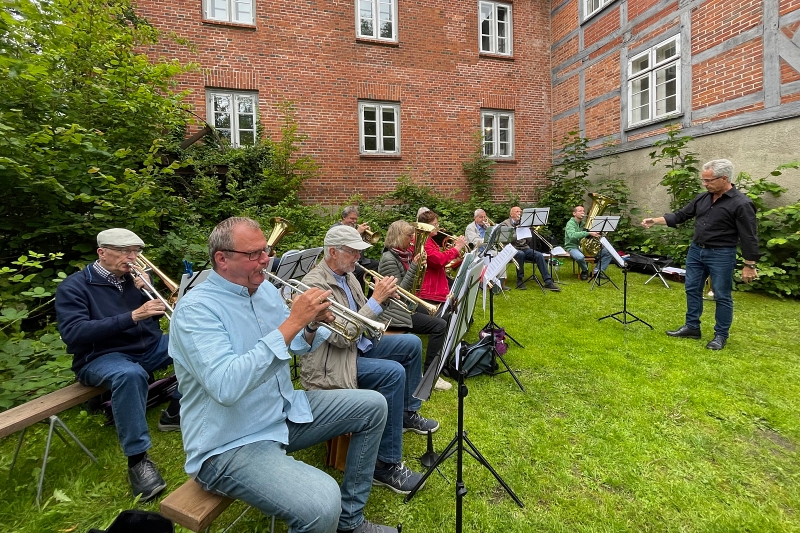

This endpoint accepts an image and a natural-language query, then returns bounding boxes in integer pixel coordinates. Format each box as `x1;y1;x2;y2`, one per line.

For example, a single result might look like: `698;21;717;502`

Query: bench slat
0;383;104;439
161;479;234;532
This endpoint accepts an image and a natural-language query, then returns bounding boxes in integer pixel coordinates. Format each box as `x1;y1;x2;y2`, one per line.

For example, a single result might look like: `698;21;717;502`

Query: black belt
694;242;730;249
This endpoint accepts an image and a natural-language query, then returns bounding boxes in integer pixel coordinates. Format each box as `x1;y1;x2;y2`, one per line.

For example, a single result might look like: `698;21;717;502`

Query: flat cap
97;228;145;248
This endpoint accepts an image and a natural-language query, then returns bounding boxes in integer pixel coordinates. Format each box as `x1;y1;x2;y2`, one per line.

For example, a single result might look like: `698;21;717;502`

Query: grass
1;267;799;532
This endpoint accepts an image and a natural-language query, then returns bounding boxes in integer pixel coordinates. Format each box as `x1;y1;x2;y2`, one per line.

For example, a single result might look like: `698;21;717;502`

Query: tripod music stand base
599;310;653;328
590;271;619;290
487;349;526;392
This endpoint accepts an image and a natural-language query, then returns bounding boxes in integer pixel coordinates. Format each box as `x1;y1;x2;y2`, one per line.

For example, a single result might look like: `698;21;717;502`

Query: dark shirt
500;218;531;250
663;185;760;261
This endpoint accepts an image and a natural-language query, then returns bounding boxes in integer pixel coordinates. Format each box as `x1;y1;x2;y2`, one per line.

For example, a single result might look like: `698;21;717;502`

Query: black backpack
88;510;173;533
444;336;495;378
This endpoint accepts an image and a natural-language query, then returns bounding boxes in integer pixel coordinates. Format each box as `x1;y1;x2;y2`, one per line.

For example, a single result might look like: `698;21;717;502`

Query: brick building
137;0;800;206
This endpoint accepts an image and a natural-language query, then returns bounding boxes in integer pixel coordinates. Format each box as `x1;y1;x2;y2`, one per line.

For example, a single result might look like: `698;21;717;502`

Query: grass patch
1;268;798;532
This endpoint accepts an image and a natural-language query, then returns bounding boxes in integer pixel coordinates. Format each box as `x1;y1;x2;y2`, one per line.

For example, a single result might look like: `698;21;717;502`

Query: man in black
641;159;759;350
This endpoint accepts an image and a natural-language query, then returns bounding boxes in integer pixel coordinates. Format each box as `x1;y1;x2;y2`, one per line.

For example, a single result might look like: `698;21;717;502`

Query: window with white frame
584;0;615;20
206;90;258;147
479;1;512;56
628;36;681;127
359;102;399;154
204;0;254;25
481;110;514;158
357;0;397;42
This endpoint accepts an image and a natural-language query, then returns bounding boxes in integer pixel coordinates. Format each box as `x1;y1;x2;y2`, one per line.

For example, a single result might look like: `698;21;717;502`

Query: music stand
274;247;323;282
587;216;620;291
598;237;653;328
515;209;550;293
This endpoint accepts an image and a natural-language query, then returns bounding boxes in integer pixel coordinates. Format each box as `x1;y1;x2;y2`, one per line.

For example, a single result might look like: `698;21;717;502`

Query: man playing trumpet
302;225;438;495
464;208;510;291
55;228;181;502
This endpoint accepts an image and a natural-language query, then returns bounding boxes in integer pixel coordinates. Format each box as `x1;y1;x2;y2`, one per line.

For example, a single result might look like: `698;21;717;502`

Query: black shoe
158;410;181;432
666;325;702;339
402;411;439;434
373;462;425;494
579;271;589;281
706;335;727;350
338;519;399;533
516;282;527;290
544;281;561;292
128;454;167;501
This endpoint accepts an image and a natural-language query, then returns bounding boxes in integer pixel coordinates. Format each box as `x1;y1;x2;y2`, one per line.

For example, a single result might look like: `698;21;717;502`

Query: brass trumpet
128;260;174;320
362;227;382;245
263;271;389;342
355;264;440;316
265;217;294;255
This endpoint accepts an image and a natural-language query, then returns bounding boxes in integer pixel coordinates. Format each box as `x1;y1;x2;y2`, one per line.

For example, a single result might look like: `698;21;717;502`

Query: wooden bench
0;382;105;504
161;479;274;533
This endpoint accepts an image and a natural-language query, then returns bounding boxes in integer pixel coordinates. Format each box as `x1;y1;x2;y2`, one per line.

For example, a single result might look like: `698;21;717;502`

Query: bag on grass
444;336;495;378
479;326;508;355
88;510;173;533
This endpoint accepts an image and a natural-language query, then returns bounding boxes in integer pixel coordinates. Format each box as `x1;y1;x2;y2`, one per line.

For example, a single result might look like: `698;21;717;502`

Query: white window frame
356;0;398;42
359;101;400;155
584;0;615;21
203;0;255;25
206;90;258;148
481;110;514;158
627;35;681;128
479;1;512;56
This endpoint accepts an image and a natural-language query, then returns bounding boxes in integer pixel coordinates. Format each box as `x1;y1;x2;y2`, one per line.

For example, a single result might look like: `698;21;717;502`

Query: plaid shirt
92;261;126;292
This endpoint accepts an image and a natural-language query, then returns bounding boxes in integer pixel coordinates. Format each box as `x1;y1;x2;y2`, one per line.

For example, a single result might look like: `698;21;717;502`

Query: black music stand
587;216;620;291
510;209;546;293
405;339;524;528
598;237;653;328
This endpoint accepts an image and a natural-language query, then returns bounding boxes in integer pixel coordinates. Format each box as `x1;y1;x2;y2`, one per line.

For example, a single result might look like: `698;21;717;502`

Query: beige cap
324;225;371;250
97;228;145;248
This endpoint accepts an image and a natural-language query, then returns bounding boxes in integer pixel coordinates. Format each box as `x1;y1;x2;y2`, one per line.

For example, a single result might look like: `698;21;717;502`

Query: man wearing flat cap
55;228;181;501
301;225;439;495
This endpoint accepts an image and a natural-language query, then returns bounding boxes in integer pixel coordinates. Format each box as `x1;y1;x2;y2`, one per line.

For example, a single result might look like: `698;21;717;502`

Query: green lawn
2;268;799;532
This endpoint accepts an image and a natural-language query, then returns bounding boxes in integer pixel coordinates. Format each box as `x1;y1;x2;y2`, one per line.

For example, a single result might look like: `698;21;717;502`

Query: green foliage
648;124;702;211
462;131;496;205
537;131;592;231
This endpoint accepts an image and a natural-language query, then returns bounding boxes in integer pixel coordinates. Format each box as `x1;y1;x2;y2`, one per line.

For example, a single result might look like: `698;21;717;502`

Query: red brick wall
138;0;553;204
691;0;762;55
584;53;620;101
585;96;620;139
693;40;764;109
584;6;621;48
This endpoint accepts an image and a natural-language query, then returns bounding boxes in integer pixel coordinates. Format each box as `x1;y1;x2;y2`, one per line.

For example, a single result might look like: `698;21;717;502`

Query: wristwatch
744;263;757;269
305;322;320;333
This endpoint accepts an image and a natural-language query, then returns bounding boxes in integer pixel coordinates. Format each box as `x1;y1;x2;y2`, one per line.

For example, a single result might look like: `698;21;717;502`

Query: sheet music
484;243;516;281
599;237;626;268
515;226;532;240
550;246;567;255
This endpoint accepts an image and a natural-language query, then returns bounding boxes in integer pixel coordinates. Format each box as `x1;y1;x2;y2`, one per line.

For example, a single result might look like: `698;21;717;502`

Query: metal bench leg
36;415;98;506
9;427;27;476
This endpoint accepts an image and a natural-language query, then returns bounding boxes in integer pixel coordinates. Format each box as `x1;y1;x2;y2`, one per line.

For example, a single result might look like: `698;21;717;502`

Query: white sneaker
434;377;452;391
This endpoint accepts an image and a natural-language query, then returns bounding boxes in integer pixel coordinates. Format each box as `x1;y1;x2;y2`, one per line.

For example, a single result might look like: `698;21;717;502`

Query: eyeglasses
222;248;269;261
104;246;143;255
701;176;723;184
338;246;360;256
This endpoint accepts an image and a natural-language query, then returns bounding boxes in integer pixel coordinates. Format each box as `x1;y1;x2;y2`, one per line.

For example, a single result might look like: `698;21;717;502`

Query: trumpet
128;261;174;321
355;264;440;317
263;271;389;342
362;227;382;245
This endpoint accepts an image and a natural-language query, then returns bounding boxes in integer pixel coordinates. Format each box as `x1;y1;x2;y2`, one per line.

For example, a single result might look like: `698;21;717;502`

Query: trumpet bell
266;217;295;254
363;228;382;245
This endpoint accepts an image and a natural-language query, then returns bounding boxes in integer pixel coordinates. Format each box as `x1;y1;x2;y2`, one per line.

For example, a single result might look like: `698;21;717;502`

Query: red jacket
418;237;460;302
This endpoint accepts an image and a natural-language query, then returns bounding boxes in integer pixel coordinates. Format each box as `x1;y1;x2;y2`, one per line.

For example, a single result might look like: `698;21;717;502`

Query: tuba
410;222;435;294
265;217;294;255
580;193;616;257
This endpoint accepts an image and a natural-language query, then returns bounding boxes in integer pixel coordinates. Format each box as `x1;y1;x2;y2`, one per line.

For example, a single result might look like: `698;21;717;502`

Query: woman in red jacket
417;210;467;303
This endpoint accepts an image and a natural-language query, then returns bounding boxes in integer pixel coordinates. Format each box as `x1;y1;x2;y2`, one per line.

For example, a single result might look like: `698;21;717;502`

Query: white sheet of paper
484;243;516;281
550;246;567;255
515;227;532;240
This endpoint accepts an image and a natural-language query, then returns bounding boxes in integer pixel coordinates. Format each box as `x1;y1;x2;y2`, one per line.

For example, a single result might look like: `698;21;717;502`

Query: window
584;0;614;20
479;2;512;56
359;102;399;154
204;0;254;25
628;36;681;127
357;0;397;42
206;90;258;147
481;110;514;158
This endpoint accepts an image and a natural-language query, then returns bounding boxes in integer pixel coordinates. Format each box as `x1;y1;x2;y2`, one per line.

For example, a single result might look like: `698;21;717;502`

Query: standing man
642;159;759;350
465;208;509;290
55;228;181;501
501;206;561;291
302;225;438;495
564;205;612;281
169;217;395;533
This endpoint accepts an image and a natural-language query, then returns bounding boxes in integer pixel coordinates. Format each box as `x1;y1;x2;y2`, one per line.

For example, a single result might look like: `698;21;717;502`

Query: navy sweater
55;266;164;373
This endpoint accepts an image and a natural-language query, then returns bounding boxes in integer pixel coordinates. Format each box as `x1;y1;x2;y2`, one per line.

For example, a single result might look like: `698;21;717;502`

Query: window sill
202;19;257;30
625;112;684;132
359;154;402;160
356;37;400;47
489;157;517;163
581;0;619;25
479;52;514;61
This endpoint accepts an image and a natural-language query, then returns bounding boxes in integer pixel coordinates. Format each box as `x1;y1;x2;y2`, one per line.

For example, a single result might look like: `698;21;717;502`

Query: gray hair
702;159;734;180
474;209;486;218
208;217;261;268
323;245;341;261
341;205;359;219
385;220;414;249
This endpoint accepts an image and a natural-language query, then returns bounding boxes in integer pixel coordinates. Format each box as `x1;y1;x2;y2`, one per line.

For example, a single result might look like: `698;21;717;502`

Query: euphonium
580;193;616;257
355;264;440;317
265;217;294;255
410;222;435;294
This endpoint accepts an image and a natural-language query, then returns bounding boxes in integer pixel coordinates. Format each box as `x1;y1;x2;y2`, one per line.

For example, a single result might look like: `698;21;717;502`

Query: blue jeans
357;333;422;464
684;242;737;338
76;335;176;456
195;389;387;533
568;247;612;273
513;248;553;284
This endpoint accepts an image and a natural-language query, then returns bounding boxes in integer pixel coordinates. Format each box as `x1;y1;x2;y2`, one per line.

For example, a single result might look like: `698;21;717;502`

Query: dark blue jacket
55;265;164;373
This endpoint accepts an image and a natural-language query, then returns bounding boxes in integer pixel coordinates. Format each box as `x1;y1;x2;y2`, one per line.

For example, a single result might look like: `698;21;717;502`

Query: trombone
128;261;174;321
354;264;440;317
263;271;389;342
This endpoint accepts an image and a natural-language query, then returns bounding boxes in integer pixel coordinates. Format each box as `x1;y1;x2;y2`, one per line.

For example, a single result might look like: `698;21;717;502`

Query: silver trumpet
128;262;173;321
354;263;441;317
262;270;389;342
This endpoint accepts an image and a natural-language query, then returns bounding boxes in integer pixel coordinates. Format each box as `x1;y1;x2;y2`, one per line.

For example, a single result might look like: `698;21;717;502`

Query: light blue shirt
169;270;330;476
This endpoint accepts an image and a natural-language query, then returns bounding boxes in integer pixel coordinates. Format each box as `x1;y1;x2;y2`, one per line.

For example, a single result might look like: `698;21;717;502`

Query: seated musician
500;206;561;291
416;210;467;303
301;225;438;495
464;208;509;291
169;217;395;533
564;205;612;280
54;228;181;502
333;205;380;274
378;221;451;392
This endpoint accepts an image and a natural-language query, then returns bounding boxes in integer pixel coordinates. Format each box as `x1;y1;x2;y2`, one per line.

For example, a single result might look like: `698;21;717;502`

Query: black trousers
409;309;448;371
